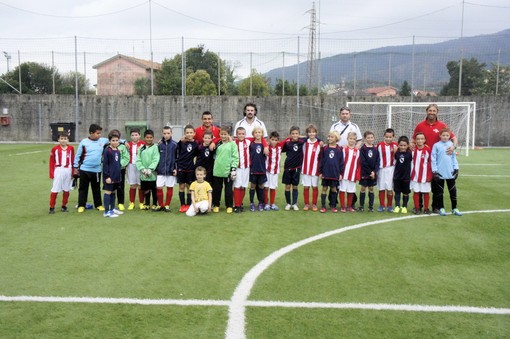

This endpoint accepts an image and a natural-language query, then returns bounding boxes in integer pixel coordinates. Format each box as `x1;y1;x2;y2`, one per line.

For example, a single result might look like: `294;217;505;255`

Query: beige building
93;54;162;95
364;86;398;97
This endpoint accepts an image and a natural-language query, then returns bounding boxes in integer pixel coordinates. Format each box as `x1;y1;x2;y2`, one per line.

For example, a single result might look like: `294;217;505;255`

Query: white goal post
346;102;476;156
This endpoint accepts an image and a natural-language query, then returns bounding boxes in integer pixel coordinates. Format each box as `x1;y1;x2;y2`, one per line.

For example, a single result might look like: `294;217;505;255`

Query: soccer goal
346;102;476;156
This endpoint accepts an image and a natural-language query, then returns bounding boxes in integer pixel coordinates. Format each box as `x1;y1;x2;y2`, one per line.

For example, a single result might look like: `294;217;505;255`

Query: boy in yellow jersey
186;166;213;217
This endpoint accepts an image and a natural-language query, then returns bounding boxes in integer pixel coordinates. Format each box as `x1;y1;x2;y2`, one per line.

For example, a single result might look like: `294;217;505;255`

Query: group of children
49;123;461;218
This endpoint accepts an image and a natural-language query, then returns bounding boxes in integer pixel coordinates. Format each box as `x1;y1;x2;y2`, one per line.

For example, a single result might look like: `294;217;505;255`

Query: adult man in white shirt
330;106;362;148
234;103;268;139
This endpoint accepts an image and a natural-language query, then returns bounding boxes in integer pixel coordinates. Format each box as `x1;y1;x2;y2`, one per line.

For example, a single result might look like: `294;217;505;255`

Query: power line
465;1;510;8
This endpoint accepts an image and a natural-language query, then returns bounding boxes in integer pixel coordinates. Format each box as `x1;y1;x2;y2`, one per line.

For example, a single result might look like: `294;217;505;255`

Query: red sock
165;187;173;206
49;192;58;208
303;187;310;205
264;188;269;204
270;189;276;205
423;193;430;210
157;189;164;207
312;187;319;205
233;188;240;207
413;193;420;209
129;188;136;203
347;193;353;207
386;192;393;207
62;191;70;207
339;191;346;208
379;191;386;207
240;188;246;205
138;188;145;203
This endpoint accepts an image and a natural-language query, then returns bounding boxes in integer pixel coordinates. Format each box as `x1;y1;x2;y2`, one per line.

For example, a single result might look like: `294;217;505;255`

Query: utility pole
306;2;317;91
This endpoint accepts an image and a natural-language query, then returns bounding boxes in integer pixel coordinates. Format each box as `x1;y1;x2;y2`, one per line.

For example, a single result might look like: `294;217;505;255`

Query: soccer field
0;144;509;338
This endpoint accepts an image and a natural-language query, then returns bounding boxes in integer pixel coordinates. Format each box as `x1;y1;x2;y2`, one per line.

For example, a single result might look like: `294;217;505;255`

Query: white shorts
301;174;319;187
157;175;177;188
126;163;141;185
338;179;357;193
186;200;210;216
377;166;395;190
264;172;279;189
51;167;73;192
411;181;431;193
234;168;250;188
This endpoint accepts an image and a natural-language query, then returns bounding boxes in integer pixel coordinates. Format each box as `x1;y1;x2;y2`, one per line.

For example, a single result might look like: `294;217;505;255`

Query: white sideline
225;209;510;339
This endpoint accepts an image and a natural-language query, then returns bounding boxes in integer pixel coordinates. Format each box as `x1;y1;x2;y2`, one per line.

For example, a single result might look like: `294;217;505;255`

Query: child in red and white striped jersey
411;132;433;214
376;128;398;212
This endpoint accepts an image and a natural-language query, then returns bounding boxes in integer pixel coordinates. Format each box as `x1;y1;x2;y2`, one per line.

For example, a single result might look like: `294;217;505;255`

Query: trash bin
124;121;149;138
50;122;76;142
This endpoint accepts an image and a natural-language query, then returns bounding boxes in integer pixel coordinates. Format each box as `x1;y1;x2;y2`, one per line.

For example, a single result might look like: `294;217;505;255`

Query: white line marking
225;209;510;339
462;175;510;177
461;164;503;166
9;150;45;156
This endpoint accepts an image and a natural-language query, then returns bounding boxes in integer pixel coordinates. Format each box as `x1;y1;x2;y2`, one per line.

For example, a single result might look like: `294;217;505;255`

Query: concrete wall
0;94;508;146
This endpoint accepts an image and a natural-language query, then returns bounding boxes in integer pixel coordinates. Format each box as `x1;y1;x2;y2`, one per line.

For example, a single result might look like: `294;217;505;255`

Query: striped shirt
411;145;432;183
266;143;282;174
236;139;251;169
342;146;361;182
377;141;398;169
302;139;321;176
127;140;145;164
49;145;75;179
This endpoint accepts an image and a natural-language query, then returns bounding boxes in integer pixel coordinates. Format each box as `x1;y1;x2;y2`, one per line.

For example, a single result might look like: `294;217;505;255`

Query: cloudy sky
0;0;509;81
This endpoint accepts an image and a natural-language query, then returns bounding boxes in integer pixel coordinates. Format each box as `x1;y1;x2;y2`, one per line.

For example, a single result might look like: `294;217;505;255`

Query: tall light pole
3;51;11;72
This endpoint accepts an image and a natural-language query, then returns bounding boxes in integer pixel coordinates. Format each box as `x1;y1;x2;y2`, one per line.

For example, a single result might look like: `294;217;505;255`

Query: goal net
346;102;475;156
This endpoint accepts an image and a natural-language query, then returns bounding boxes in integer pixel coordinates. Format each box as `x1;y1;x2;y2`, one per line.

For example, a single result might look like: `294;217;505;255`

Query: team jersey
319;145;344;180
195;144;215;176
393;150;412;180
266;143;283;175
359;144;379;180
236;139;251;169
302;139;321;176
176;140;199;171
102;146;122;183
127;140;145;164
249;141;266;174
282;137;306;170
157;137;178;176
411;145;432;183
342;146;361;182
234;117;268;138
413;119;456;148
330;121;362;147
377;141;398;169
74;137;109;172
213;140;239;178
194;125;220;144
49;145;75;179
189;180;213;203
136;144;160;181
431;140;459;179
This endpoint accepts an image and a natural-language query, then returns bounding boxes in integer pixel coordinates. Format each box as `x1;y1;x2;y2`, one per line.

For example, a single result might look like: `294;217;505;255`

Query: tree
58;71;91;95
472;63;510;95
186;70;217;95
155;58;182;95
237;71;271;97
0;62;60;94
399;80;411;96
440;58;486;96
134;77;151;96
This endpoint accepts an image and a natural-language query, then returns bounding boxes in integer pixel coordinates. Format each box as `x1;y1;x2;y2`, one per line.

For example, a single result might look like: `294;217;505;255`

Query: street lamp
3;52;11;72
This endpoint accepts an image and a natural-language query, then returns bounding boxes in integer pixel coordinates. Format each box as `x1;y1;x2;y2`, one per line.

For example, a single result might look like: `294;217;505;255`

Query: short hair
203;130;213;137
347;131;357;139
243;103;258;116
110;129;121;138
195;166;206;174
398;135;410;144
236;126;246;134
289;126;300;133
252;126;263;137
57;133;69;139
415;132;425;139
108;131;120;140
202;111;213;118
89;123;102;134
220;125;231;134
363;130;374;138
163;126;172;131
339;106;351;113
144;129;154;137
269;131;280;139
384;128;395;136
130;128;141;135
184;124;195;132
305;124;318;134
440;127;451;135
328;130;340;142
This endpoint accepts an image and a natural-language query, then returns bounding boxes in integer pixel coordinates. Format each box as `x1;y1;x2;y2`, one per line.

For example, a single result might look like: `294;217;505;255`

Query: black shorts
140;180;156;191
282;168;300;186
359;178;377;187
103;182;120;191
250;173;267;186
321;178;339;188
393;179;411;194
177;170;195;185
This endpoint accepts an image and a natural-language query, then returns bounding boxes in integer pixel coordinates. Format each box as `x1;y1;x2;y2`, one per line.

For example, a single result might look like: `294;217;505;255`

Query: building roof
364;86;397;95
93;54;162;70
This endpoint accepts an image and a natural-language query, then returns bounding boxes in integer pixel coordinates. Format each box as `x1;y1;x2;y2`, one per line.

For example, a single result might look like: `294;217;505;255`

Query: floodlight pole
3;51;11;72
457;0;465;97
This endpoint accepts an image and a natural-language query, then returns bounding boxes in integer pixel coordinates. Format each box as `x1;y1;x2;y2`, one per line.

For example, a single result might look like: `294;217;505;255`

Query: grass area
0;145;508;338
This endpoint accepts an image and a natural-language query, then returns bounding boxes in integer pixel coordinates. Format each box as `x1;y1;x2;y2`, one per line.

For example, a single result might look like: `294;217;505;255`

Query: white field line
225;209;510;339
463;175;510;177
1;295;508;315
461;164;503;165
8;150;45;156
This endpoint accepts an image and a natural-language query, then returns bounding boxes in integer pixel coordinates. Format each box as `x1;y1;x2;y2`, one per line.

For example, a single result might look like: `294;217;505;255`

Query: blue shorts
321;178;339;188
177;170;195;185
103;182;120;191
250;173;267;186
282;168;300;186
359;178;377;187
393;179;411;194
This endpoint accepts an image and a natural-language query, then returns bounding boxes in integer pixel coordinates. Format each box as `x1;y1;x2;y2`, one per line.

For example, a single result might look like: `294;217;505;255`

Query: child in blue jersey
393;136;412;214
102;131;124;218
432;128;462;216
358;131;379;212
176;125;199;212
195;131;215;184
73;123;109;213
155;126;178;212
282;126;307;211
249;127;269;211
319;131;344;213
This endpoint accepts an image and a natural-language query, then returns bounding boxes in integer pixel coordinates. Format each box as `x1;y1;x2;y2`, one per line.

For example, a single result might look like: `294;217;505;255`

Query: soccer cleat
151;205;158;211
141;205;150;211
128;202;135;210
118;204;125;211
368;207;374;212
357;207;365;212
152;206;164;212
179;205;187;213
331;207;338;213
439;208;447;216
312;205;319;212
213;206;219;213
292;204;299;211
258;203;264;212
452;208;463;216
78;206;85;213
340;207;347;213
61;206;68;212
347;207;356;213
432;208;440;214
226;207;233;214
320;207;327;213
264;204;271;211
112;209;124;215
303;204;310;211
285;204;292;211
423;209;432;215
49;208;55;214
97;206;105;212
164;205;171;212
377;206;385;212
233;207;240;213
139;203;145;210
401;207;408;214
412;208;421;215
393;206;401;213
386;206;394;213
250;203;256;212
270;204;280;211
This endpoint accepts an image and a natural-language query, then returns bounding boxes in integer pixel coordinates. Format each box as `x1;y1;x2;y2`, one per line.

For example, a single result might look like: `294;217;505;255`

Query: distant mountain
263;29;510;92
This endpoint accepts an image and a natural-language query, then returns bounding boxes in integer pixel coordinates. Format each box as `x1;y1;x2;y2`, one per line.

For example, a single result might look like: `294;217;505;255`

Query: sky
0;0;509;83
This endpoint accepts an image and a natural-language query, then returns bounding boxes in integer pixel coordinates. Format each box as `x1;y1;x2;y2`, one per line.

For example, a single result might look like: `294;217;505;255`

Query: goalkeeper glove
453;169;459;179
